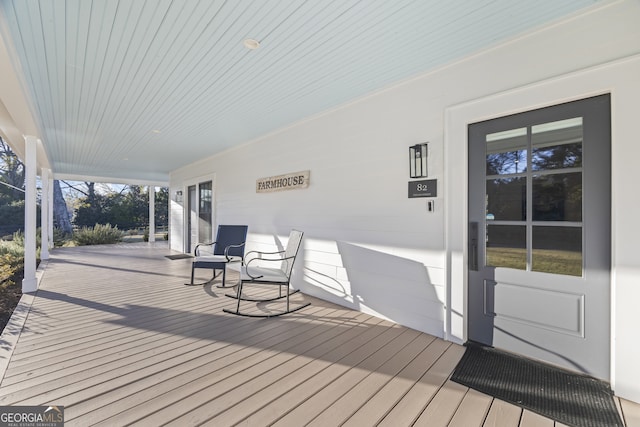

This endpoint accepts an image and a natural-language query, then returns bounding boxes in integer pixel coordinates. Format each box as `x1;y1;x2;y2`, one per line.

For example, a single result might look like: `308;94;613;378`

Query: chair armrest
194;241;214;256
223;242;246;261
244;249;286;262
245;254;295;279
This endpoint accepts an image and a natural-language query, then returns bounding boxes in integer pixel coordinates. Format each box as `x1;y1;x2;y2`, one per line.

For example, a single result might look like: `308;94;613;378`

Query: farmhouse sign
256;170;310;193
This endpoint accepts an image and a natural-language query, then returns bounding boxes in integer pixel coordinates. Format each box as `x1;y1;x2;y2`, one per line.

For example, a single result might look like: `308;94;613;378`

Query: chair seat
227;264;288;283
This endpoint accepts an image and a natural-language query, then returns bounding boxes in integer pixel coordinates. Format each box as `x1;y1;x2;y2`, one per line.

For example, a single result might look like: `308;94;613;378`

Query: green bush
0;253;22;287
73;223;123;246
52;227;71;247
0;238;25;288
10;230;24;246
10;229;43;248
0;234;41;293
0;239;24;258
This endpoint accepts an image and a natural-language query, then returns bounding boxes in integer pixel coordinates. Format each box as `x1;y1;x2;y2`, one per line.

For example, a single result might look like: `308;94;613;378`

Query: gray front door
467;94;611;380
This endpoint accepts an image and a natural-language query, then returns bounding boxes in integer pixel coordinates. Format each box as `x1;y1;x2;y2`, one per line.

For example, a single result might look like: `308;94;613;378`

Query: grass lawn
487;247;582;276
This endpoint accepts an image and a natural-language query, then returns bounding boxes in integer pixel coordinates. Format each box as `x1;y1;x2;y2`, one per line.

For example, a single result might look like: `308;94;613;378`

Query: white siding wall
170;1;640;402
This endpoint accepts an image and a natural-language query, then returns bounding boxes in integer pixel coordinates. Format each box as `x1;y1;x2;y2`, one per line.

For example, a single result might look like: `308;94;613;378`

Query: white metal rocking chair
223;229;310;317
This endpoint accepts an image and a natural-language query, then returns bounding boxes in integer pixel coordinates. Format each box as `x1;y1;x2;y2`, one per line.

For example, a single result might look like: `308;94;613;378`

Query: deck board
621;398;640;427
483;399;523;427
341;337;451;426
305;333;438;426
520;410;555;427
377;344;465;426
0;243;638;426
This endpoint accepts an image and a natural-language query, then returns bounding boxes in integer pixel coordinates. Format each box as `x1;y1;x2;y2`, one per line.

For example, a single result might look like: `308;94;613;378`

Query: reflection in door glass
486;150;527;175
486;178;526;221
532;117;582;170
486;225;526;270
532;172;582;221
532;226;582;276
486;128;527;175
198;181;212;243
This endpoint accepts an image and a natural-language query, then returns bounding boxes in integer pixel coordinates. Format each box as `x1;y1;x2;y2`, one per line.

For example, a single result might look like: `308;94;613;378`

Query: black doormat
165;254;193;260
451;343;623;427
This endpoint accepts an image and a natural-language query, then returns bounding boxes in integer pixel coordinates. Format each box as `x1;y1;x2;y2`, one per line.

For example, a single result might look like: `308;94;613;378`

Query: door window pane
486;225;526;270
486;150;527;175
198;181;212;243
486;178;526;221
532;172;582;221
532;118;582;171
532;226;582;276
486;127;527;175
532;142;582;170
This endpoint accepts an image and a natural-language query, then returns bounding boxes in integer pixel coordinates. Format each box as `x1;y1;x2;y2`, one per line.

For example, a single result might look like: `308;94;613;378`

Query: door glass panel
532;118;583;171
532;142;582;170
486;127;527;175
188;185;196;251
486;225;526;270
532;172;582;221
486;178;526;221
198;181;212;243
532;226;582;276
483;119;585;273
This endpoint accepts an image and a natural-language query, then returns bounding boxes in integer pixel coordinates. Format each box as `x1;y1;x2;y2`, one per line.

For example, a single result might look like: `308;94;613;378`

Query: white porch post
22;135;38;293
47;173;53;248
148;186;155;243
40;168;50;260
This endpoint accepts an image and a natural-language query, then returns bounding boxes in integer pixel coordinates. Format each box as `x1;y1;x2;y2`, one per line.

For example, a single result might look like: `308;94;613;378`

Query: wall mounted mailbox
408;179;437;198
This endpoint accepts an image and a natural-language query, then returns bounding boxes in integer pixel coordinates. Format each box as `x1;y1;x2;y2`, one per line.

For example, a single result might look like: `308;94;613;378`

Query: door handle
469;222;479;271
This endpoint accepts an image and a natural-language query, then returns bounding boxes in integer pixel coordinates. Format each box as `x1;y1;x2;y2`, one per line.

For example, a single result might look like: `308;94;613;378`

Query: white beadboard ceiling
0;0;604;185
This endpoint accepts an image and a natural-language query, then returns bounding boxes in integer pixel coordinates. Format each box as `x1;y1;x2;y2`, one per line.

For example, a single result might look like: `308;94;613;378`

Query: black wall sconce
175;190;183;203
409;143;428;178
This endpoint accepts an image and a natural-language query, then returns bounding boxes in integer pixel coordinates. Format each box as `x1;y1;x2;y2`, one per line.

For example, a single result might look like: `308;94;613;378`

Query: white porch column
47;174;53;248
40;168;50;260
148;186;155;243
22;135;38;293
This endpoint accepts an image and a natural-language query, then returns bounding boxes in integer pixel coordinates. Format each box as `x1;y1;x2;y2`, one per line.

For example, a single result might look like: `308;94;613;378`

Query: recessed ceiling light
151;129;161;134
243;38;260;50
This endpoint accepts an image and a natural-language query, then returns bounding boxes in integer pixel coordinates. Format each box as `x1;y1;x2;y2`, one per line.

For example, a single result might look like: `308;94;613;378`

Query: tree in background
72;184;168;231
155;187;168;228
53;180;73;234
1;137;73;235
0;137;24;199
0;137;26;236
1;138;167;235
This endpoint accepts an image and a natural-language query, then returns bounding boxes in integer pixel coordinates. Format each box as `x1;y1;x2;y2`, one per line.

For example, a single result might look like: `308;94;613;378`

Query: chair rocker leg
224;287;301;302
222;282;311;317
185;268;221;286
223;302;311;318
215;268;235;288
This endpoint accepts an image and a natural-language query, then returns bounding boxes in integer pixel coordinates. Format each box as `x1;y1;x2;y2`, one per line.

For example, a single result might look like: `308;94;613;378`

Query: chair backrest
280;229;304;277
214;225;248;257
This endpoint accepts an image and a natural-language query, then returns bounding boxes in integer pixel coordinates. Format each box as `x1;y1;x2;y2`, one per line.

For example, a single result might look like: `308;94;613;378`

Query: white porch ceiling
0;0;604;185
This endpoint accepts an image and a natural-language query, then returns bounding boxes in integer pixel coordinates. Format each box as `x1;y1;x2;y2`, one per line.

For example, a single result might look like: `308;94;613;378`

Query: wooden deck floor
1;243;639;426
